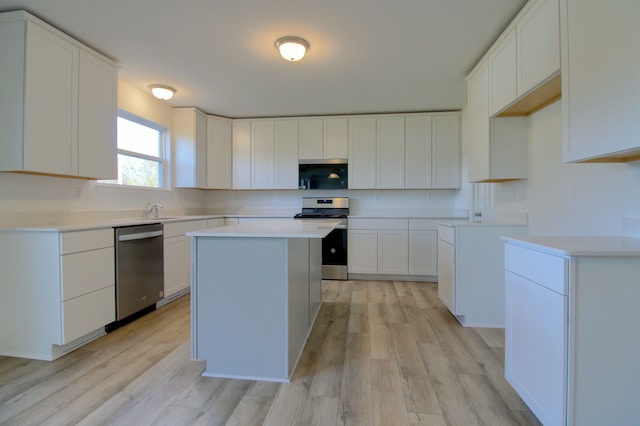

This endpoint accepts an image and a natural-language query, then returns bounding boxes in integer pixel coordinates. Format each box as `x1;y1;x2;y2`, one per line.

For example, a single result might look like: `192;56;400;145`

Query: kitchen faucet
143;202;163;219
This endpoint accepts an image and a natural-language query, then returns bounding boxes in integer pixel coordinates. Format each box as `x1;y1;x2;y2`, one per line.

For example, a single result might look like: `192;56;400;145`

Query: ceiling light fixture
149;84;176;100
275;36;309;62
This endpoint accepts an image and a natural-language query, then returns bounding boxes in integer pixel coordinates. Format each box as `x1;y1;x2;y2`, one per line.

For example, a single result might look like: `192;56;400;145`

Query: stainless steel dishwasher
113;223;164;323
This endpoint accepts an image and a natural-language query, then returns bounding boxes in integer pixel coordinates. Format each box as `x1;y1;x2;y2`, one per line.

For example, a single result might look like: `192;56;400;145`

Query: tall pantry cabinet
0;11;117;179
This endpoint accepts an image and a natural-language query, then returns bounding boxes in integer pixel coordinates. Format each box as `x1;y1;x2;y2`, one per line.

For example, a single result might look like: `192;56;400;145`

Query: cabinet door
348;117;377;189
376;116;405;189
275;120;299;189
207;116;232;189
561;0;640;162
437;239;455;313
467;62;491;182
517;0;560;96
348;229;378;274
488;29;517;116
298;119;323;159
164;235;190;298
378;230;408;274
323;118;348;158
24;23;78;176
431;114;460;189
78;51;117;179
409;230;437;276
174;108;206;188
232;120;251;189
505;271;566;426
251;120;275;189
405;115;432;189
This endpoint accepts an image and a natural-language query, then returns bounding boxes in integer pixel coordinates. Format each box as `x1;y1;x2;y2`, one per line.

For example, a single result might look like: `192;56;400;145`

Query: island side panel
194;236;288;381
287;238;310;376
309;238;322;326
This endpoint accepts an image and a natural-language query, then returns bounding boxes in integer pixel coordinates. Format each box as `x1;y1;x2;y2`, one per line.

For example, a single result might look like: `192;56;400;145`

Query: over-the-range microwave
298;159;348;190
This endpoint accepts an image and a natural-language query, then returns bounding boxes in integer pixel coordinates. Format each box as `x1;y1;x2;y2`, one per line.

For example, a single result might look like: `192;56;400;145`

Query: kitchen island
187;219;339;382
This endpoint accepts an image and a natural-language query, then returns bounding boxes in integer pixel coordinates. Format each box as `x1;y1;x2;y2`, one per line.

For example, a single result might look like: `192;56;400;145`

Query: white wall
204;188;468;217
0;81;204;227
495;100;640;236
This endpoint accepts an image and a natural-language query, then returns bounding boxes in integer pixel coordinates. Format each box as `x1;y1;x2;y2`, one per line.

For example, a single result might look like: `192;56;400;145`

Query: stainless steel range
294;197;349;280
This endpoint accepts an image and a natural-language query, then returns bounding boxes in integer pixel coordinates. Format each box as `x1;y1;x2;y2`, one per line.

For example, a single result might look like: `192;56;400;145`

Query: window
101;112;166;188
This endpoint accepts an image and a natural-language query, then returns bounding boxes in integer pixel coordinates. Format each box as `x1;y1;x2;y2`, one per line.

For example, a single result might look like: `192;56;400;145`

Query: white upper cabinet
0;11;117;179
298;119;323;159
484;0;560;117
251;120;275;189
517;0;560;96
230;118;298;190
207;116;232;189
323;118;348;159
175;111;232;189
275;119;299;189
299;117;348;159
376;116;405;189
489;29;517;116
467;62;492;182
78;50;117;180
561;0;640;162
232;120;251;189
468;62;528;183
174;108;207;188
405;115;433;189
431;114;460;189
348;117;377;189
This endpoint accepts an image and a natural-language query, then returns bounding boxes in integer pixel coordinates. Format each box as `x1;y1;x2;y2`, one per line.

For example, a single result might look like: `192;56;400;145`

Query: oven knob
331;248;336;254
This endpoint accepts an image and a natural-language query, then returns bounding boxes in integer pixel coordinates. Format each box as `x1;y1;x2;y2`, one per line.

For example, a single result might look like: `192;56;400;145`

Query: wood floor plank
190;379;252;425
337;331;372;425
371;359;410;426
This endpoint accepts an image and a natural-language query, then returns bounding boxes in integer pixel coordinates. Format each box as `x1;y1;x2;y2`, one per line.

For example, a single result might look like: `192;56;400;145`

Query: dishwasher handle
118;230;163;242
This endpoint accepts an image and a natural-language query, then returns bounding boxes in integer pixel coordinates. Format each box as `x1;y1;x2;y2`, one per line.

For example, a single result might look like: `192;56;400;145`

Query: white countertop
0;215;223;232
502;235;640;256
187;218;341;239
438;220;528;228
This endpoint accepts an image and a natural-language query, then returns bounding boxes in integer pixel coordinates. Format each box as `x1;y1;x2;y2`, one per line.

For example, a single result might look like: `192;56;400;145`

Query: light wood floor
0;280;541;426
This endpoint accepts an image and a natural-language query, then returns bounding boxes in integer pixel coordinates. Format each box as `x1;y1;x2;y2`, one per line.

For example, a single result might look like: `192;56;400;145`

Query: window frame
99;110;170;190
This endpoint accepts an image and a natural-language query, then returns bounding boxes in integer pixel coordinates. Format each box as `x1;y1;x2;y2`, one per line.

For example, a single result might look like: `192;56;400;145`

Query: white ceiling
0;0;527;118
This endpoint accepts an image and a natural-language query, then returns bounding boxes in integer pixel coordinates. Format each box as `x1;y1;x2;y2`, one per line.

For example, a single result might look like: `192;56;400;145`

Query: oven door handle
333;224;347;229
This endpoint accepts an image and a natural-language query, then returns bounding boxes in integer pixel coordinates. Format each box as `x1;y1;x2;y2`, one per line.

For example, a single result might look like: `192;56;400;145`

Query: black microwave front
298;160;348;190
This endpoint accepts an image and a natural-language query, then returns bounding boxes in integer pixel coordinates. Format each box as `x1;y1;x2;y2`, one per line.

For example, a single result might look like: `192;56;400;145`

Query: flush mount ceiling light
149;84;176;100
275;36;309;62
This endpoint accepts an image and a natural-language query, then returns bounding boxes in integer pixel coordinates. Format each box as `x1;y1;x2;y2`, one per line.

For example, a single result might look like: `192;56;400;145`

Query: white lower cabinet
437;222;527;327
347;229;378;274
349;218;441;279
504;239;640;426
163;220;208;300
0;228;115;360
348;218;416;277
408;220;438;276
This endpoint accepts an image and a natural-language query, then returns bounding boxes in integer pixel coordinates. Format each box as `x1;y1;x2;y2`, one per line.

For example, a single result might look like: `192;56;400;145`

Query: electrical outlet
374;195;381;201
73;187;82;199
275;193;280;201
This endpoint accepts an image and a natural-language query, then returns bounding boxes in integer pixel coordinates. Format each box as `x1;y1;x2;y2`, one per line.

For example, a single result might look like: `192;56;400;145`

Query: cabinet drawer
61;286;115;344
505;244;567;295
348;218;408;230
164;220;209;238
61;247;114;301
437;225;455;245
409;219;438;231
60;228;113;254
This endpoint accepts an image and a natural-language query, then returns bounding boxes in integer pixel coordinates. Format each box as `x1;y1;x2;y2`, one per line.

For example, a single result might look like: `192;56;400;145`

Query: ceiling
0;0;527;118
